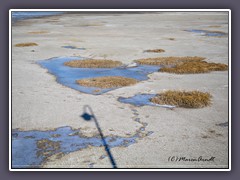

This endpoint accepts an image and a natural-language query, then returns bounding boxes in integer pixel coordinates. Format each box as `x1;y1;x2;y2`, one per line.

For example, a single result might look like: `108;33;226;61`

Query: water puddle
12;11;64;22
38;57;160;95
118;94;175;108
62;46;86;50
185;29;227;37
12;126;140;168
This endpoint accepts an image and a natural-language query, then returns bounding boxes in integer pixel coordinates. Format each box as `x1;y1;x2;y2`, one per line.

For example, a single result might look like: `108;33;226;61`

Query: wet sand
11;11;229;169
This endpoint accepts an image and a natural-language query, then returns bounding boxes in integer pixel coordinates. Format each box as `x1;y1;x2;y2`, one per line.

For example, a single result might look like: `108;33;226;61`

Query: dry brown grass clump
206;30;226;34
15;42;38;47
160;61;228;74
163;37;175;40
135;56;205;66
208;25;221;28
28;31;49;34
64;59;123;68
150;90;212;108
79;23;103;27
76;76;138;88
145;49;165;53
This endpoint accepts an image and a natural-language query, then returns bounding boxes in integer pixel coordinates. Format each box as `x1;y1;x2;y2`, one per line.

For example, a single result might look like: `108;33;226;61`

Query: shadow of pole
81;105;117;168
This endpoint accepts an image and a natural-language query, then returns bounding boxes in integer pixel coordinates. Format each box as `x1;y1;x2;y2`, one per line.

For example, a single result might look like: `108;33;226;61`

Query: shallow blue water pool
38;57;160;95
185;29;227;37
62;46;86;50
12;126;139;168
11;11;64;22
118;94;175;108
118;94;156;107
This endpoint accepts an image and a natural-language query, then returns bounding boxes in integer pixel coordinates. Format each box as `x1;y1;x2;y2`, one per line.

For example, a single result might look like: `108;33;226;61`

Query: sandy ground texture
12;11;229;169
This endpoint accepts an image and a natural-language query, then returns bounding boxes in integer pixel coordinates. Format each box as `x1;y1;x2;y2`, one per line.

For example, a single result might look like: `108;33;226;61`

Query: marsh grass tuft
79;23;103;27
163;37;175;40
145;49;165;53
150;90;212;108
135;56;205;66
64;59;123;68
15;42;38;47
135;56;227;74
160;61;228;74
28;31;49;34
76;76;138;89
205;30;227;34
208;25;221;28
